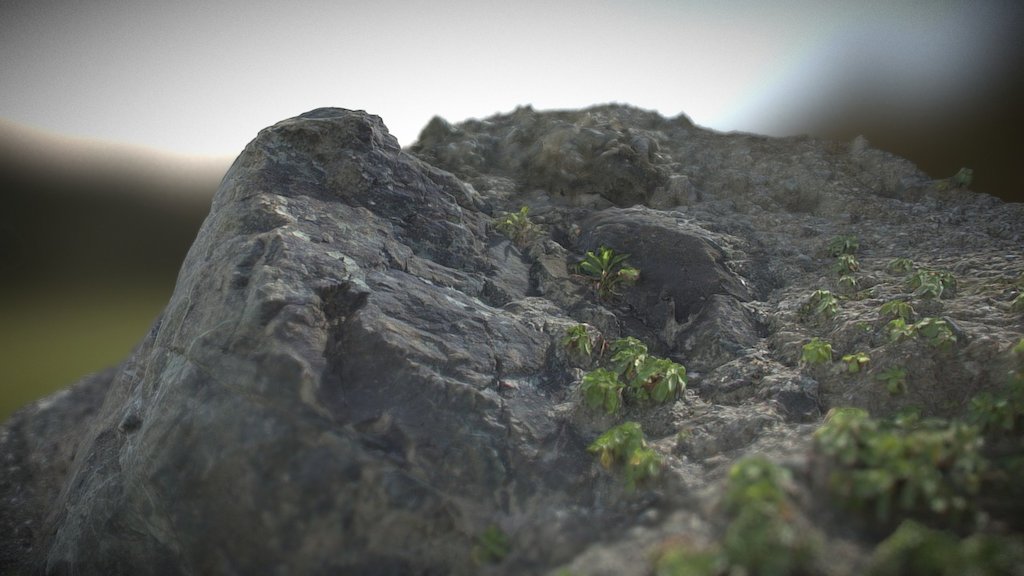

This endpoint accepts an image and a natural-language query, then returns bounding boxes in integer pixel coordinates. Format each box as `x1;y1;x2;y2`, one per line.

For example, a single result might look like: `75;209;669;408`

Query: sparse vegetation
801;338;833;365
576;246;640;301
813;408;985;527
887;257;915;275
827;235;860;257
842;352;870;373
886;317;956;349
579;336;687;413
562;324;594;364
908;269;957;299
493;205;539;248
800;289;840;320
655;457;820;576
880;299;915;323
877;367;908;396
867;519;1024;576
1012;293;1024;313
834;253;860;275
588;422;661;490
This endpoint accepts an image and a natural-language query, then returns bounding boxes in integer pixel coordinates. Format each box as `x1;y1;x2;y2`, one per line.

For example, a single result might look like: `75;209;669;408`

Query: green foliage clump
576;246;640;301
656;457;820;576
834;253;860;275
579;337;687;414
493;206;539;249
836;274;859;294
562;324;594;364
880;299;915;323
887;257;915;275
827;235;860;257
842;352;870;374
877;367;908;396
952;167;974;188
580;368;625;414
801;338;833;365
814;408;985;526
886;317;956;350
908;269;957;299
588;422;661;490
968;377;1024;436
867;519;1024;576
472;525;510;565
800;289;840;320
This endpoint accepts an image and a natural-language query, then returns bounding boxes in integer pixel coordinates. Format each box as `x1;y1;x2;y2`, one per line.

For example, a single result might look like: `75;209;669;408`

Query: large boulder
4;104;1024;576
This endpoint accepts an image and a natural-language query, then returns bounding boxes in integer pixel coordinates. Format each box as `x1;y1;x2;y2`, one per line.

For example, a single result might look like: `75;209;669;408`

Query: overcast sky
1;0;1021;159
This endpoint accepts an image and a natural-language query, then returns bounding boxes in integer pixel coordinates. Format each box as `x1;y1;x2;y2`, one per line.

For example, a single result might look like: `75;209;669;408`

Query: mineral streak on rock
2;105;1023;575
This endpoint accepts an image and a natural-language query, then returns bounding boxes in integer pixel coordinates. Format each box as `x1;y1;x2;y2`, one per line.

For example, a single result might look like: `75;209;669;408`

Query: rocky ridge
2;105;1023;575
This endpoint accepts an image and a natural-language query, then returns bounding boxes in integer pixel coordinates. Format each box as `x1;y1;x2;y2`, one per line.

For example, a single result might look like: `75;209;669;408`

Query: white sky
0;0;1018;157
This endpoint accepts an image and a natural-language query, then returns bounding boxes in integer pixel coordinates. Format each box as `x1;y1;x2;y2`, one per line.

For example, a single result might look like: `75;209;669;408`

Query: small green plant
887;318;917;343
887;257;915;274
472;525;510;565
580;368;625;414
827;235;860;257
880;299;915;323
802;338;833;365
968;377;1024;436
610;336;649;383
908;269;956;299
814;408;985;525
588;422;661;490
834;253;860;275
656;457;820;576
576;246;640;301
800;289;840;320
493;206;539;249
914;317;956;350
836;274;859;294
562;324;594;363
877;367;908;396
842;352;870;374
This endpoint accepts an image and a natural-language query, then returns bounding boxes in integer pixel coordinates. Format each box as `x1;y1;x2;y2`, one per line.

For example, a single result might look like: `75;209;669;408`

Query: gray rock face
3;105;1023;575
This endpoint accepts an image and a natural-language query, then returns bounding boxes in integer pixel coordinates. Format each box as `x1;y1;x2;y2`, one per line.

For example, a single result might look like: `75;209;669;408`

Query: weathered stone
3;104;1023;576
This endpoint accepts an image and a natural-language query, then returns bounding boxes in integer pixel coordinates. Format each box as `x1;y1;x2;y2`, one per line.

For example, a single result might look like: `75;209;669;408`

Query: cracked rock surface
2;105;1023;575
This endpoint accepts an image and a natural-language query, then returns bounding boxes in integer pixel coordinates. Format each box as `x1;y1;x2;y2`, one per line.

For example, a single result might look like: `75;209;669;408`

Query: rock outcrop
3;105;1023;575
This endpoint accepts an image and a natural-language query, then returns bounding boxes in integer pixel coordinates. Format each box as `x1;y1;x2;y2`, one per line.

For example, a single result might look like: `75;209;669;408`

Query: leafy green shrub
914;317;956;350
472;525;510;565
968;377;1024;436
813;408;985;525
908;269;957;299
580;368;624;414
610;336;649;383
801;338;833;365
952;167;973;188
634;357;687;403
493;206;539;248
886;318;917;343
800;289;840;320
588;422;661;489
887;257;915;274
842;352;870;373
877;367;908;396
576;246;640;301
887;317;956;349
867;519;1024;576
562;324;594;363
880;299;915;323
656;457;820;576
827;235;860;257
834;253;860;275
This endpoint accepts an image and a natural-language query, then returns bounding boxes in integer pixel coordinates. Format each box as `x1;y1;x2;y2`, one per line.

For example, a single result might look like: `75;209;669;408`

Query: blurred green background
0;124;224;421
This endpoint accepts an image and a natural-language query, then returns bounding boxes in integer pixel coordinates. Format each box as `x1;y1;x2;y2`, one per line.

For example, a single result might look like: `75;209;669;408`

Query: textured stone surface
3;105;1023;575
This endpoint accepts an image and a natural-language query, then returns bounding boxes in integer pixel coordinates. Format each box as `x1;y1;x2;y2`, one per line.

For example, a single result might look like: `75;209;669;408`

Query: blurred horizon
2;0;1022;420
